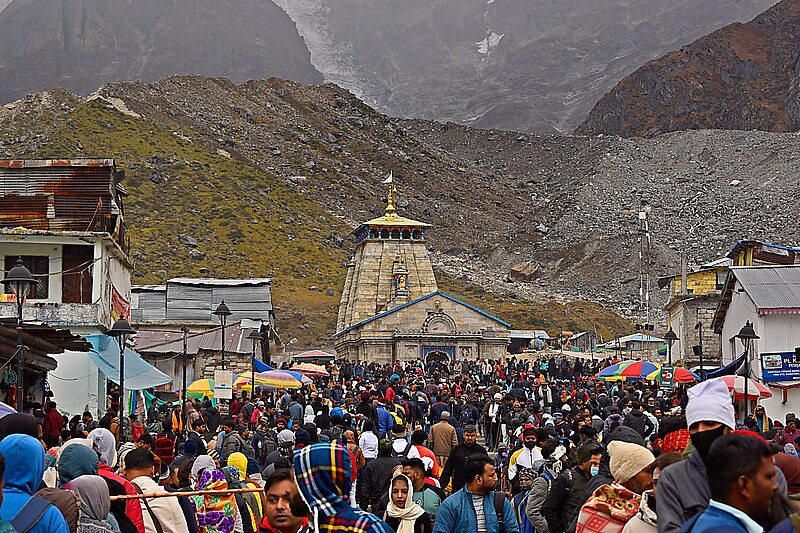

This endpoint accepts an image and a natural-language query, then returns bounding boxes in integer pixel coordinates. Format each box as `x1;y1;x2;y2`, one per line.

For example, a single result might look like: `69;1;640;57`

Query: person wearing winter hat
608;441;655;495
508;426;544;492
543;443;602;533
411;430;440;478
656;378;735;533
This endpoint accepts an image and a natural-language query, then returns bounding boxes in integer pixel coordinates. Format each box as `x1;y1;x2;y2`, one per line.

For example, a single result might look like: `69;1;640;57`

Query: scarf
190;468;239;533
385;475;424;533
191;454;216;480
489;403;501;420
67;474;110;522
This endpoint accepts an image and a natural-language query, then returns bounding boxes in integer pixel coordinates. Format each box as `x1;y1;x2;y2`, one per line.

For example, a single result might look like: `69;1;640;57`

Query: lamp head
736;320;759;340
213;300;232;325
664;328;678;347
1;258;38;299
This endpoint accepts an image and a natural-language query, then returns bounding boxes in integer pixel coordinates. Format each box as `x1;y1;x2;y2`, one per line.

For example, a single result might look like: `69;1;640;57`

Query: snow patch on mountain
476;32;504;54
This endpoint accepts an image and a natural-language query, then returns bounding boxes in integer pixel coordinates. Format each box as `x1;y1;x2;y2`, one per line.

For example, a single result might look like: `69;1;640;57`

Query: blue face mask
590;465;599;477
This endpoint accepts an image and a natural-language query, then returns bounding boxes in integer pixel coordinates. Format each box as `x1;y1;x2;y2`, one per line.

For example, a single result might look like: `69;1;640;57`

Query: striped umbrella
618;361;660;380
597;360;637;381
289;363;330;377
187;378;215;398
645;366;700;383
234;370;304;390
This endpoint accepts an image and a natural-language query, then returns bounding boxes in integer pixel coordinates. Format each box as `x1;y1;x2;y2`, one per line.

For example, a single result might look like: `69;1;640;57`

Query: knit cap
608;441;655;484
575;443;601;466
686;378;735;430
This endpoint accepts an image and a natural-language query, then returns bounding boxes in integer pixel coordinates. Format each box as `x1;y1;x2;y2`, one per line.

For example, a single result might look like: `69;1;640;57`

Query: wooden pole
110;487;265;501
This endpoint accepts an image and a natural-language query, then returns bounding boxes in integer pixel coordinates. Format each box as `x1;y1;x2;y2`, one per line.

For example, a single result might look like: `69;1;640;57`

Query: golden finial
383;171;397;215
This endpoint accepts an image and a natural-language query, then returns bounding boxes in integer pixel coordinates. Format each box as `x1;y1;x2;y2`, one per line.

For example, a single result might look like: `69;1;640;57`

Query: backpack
461;407;476;426
392;440;414;460
391;411;405;426
492;491;507;533
11;496;52;533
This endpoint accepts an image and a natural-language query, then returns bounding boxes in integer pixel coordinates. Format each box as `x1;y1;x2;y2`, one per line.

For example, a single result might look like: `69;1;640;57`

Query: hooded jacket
0;434;69;533
294;442;393;533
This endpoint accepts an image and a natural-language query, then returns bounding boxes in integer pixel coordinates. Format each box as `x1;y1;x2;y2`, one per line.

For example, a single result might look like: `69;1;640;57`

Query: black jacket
357;456;401;511
543;467;590;533
440;442;487;493
623;410;654;438
385;512;433;533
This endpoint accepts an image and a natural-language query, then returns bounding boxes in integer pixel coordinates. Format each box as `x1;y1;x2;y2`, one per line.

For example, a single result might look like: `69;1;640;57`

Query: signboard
660;365;675;390
214;370;234;399
761;352;800;383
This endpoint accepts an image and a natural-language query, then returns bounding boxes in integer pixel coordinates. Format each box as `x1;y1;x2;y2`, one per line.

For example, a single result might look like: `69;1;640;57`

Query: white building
712;265;800;422
0;160;168;417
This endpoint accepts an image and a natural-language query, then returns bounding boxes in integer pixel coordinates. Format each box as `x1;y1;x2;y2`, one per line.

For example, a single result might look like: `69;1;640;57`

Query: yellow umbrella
187;378;215;398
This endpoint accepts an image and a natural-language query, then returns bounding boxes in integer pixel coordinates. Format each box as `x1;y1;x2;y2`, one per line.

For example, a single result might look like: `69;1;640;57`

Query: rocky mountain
275;0;777;133
578;0;800;137
2;76;799;342
0;0;322;103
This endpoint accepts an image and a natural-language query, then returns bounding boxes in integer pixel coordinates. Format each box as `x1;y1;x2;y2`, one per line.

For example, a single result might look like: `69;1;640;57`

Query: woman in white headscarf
66;475;115;533
383;474;432;533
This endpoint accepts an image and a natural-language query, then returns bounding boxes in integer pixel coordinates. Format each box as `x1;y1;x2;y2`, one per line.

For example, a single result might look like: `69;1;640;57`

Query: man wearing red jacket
43;401;64;447
89;428;145;533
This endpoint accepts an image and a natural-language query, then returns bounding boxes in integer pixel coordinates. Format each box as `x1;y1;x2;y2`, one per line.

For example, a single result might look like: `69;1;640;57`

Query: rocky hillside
276;0;776;133
2;76;799;343
578;0;800;137
0;0;322;103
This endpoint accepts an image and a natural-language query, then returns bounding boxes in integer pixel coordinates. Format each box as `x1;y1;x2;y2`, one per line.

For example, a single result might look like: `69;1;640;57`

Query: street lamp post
736;321;760;414
248;329;263;416
1;258;38;412
664;328;678;366
107;316;135;442
181;325;189;435
212;301;232;371
694;321;704;375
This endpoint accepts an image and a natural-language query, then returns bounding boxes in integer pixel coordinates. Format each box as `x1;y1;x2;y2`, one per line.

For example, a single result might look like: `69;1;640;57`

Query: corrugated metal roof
0;159;126;249
134;322;262;355
510;329;551;339
733;266;800;311
168;278;272;287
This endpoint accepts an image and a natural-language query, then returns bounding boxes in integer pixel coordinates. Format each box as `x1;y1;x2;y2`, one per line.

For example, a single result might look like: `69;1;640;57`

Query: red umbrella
716;375;772;399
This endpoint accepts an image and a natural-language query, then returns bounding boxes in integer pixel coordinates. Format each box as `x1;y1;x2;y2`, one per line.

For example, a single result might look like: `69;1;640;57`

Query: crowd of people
0;355;798;533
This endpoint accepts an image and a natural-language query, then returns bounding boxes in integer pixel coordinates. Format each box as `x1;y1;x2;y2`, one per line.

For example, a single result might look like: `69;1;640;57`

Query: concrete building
0;159;166;417
712;265;800;421
334;175;511;362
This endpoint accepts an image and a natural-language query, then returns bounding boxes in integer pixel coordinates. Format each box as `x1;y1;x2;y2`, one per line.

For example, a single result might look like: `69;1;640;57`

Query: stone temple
334;174;511;363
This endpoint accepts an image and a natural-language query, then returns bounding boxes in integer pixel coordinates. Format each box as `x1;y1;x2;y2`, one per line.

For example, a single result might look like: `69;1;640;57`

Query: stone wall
197;349;252;379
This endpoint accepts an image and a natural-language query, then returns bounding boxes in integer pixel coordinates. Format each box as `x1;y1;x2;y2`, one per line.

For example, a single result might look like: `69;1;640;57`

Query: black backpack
392;440;414;460
461;407;475;425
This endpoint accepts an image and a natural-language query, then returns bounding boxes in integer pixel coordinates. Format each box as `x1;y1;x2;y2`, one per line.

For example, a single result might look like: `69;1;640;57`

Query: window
4;256;49;299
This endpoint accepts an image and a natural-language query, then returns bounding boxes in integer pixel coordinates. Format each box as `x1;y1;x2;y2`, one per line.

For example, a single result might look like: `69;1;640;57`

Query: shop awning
86;335;172;390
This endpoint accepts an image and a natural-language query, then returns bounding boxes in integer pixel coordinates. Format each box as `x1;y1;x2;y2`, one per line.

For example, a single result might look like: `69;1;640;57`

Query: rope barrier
110;487;265;501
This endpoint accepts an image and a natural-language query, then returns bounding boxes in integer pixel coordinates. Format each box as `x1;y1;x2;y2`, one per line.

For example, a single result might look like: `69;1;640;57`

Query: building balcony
0;302;102;328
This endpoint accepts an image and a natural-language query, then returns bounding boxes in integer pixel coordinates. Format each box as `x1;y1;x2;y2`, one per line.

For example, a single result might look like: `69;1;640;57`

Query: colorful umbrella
597;360;638;381
289;363;330;377
234;370;304;390
618;361;660;380
715;375;772;399
645;366;699;383
187;378;214;398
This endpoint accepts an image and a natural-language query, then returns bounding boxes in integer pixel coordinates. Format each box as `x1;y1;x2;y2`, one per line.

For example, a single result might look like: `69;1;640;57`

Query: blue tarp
86;335;172;390
704;353;745;380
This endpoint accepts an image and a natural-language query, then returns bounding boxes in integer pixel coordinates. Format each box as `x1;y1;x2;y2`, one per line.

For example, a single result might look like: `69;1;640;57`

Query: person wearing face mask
526;440;569;533
512;469;537;533
543;443;602;533
656;378;736;533
509;427;544;493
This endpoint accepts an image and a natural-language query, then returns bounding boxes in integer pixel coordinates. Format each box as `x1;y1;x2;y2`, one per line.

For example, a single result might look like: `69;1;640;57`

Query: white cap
686;378;735;430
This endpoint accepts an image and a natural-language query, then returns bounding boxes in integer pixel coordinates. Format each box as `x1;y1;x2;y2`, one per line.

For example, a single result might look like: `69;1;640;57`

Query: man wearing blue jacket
0;434;69;532
434;454;520;533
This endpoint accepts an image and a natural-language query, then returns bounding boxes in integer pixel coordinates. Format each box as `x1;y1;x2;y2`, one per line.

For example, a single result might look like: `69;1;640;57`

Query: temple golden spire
384;171;397;216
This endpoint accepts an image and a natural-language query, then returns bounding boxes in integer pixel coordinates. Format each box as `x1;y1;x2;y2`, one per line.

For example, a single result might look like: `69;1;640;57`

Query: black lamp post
212;301;232;370
248;329;263;415
181;325;189;435
736;321;760;413
107;316;135;442
694;321;704;376
664;328;678;366
1;258;38;412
